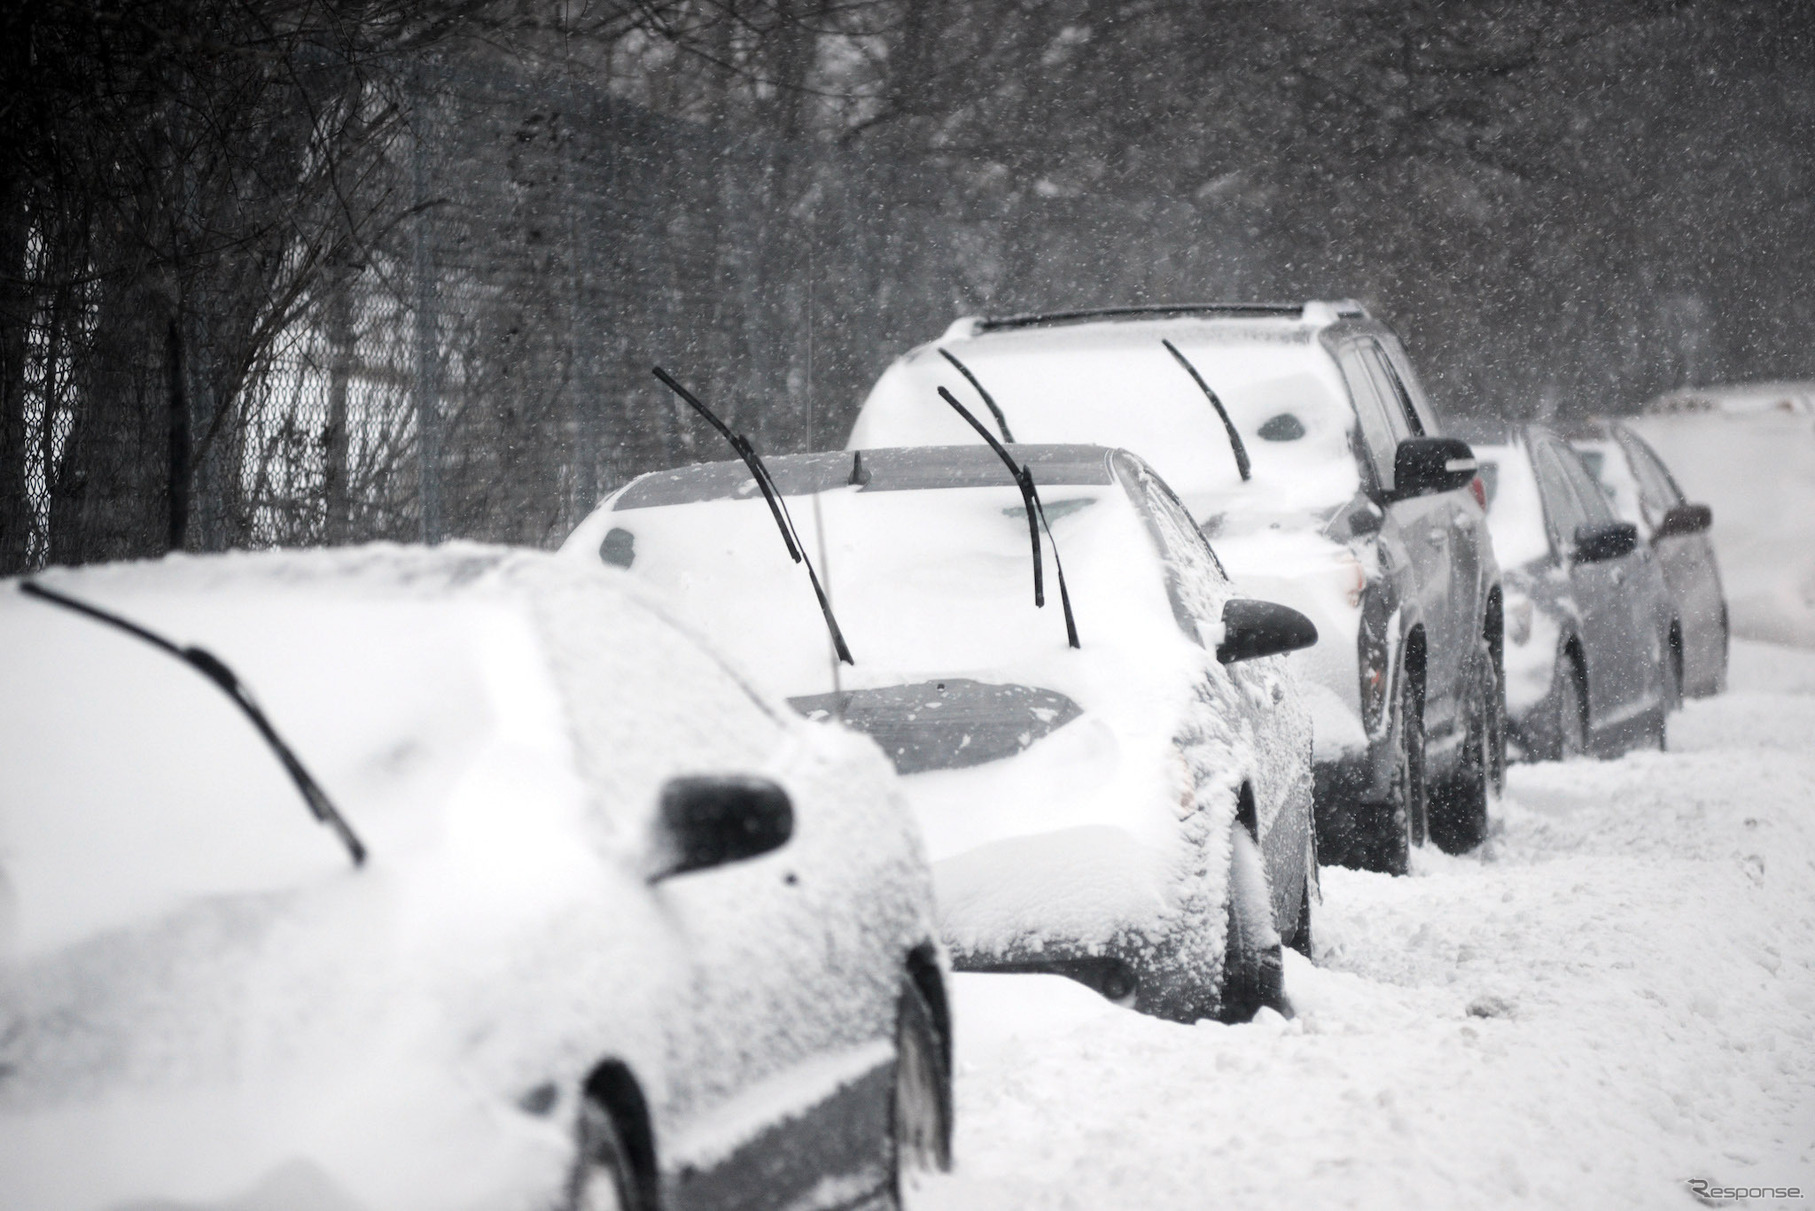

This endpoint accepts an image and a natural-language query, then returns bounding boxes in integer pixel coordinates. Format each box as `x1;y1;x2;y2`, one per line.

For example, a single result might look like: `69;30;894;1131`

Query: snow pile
1626;408;1815;648
919;638;1815;1209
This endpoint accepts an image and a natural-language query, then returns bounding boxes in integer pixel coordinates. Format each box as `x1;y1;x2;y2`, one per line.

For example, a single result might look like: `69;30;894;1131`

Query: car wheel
1219;822;1287;1022
892;978;952;1206
1359;663;1425;876
1430;649;1496;854
570;1097;639;1211
1556;658;1588;760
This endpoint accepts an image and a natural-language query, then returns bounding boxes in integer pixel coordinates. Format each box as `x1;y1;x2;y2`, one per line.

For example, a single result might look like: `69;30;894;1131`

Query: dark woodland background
3;0;1812;570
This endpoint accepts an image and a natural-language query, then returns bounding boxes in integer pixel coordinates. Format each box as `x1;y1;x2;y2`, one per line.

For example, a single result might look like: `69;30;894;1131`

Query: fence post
411;67;443;544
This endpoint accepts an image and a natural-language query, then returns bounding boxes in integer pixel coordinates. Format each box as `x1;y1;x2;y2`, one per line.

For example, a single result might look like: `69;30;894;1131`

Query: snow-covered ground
928;637;1815;1209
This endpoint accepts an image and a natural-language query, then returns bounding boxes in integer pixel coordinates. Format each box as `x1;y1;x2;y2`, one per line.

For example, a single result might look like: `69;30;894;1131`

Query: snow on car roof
618;443;1117;509
851;317;1360;520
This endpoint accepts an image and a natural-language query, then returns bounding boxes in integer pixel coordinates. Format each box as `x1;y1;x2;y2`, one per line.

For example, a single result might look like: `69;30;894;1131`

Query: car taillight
1470;474;1487;511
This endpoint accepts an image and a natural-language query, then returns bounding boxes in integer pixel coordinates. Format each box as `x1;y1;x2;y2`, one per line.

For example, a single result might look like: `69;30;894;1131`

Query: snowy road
929;639;1815;1210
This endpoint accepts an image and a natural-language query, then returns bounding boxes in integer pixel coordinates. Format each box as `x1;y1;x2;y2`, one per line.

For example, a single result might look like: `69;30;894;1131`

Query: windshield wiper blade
938;348;1016;443
18;580;367;867
935;385;1080;649
1162;338;1251;482
652;367;854;665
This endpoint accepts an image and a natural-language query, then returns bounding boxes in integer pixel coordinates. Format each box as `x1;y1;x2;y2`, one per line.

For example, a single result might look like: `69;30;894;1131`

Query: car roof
614;444;1120;510
941;299;1371;340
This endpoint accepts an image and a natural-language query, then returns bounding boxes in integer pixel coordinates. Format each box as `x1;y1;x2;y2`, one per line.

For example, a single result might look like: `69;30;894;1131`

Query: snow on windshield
0;583;556;958
852;321;1361;523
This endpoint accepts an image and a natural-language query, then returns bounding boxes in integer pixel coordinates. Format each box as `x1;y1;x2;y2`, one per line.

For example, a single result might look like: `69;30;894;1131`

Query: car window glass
1113;451;1230;643
1364;342;1425;436
1618;429;1685;510
1555;443;1617;526
1531;439;1589;551
1377;336;1443;434
1335;344;1399;490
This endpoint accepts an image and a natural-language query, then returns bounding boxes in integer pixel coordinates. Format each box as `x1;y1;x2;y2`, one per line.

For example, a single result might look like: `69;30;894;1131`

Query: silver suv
850;302;1505;873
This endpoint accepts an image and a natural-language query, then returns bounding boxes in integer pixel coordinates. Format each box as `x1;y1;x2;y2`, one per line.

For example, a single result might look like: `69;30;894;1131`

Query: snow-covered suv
850;302;1505;873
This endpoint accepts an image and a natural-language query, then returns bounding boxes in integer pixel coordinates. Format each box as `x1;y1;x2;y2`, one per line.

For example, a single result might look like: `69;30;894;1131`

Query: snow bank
919;638;1815;1209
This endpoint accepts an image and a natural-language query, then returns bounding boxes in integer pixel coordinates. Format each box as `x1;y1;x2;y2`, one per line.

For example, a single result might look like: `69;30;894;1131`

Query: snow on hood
0;545;887;1211
563;451;1240;952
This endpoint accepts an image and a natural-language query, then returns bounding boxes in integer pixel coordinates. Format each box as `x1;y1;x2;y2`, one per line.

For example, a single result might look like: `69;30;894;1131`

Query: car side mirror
1216;598;1319;664
1654;502;1712;538
1392;437;1478;499
648;775;793;882
1573;521;1639;563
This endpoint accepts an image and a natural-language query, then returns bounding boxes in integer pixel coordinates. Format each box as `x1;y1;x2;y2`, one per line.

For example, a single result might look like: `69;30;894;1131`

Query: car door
555;595;907;1210
1117;452;1307;933
1616;424;1725;691
1530;434;1648;737
1341;339;1460;739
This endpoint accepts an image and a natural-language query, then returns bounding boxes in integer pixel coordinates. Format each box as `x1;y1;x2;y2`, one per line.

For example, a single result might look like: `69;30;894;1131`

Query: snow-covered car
562;443;1319;1025
849;303;1504;873
0;546;949;1211
1566;419;1728;697
1460;424;1678;758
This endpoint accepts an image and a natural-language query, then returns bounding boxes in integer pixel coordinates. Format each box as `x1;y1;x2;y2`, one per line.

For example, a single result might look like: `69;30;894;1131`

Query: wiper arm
652;367;854;665
938;348;1016;443
1162;338;1251;482
935;385;1080;649
18;580;367;867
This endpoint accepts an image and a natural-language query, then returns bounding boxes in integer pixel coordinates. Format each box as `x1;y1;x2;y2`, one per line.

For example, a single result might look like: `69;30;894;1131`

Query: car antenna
936;385;1080;649
938;348;1016;443
1162;338;1251;482
652;367;854;665
17;580;367;867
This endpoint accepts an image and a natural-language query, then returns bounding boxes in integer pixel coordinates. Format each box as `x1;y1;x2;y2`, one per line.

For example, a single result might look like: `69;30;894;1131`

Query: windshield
854;320;1362;526
595;459;1207;750
0;592;521;957
1474;441;1552;568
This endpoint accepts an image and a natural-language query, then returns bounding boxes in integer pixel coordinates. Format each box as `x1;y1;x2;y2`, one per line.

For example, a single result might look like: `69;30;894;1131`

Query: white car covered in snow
850;303;1505;874
0;547;948;1211
563;444;1318;1024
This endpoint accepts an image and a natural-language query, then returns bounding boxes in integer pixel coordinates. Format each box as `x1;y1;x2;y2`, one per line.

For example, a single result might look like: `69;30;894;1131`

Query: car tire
1358;663;1425;876
570;1097;640;1211
892;978;952;1206
1556;658;1588;761
1429;648;1497;854
1219;822;1287;1022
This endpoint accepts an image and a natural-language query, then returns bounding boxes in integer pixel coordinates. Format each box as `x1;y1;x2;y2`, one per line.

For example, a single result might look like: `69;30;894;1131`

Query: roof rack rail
952;301;1374;337
969;303;1304;335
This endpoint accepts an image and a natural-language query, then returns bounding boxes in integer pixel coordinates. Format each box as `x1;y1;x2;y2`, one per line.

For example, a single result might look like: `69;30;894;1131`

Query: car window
1530;439;1589;552
1335;343;1401;491
1364;342;1426;436
1616;428;1685;511
1555;442;1617;526
1113;451;1230;644
1376;335;1444;435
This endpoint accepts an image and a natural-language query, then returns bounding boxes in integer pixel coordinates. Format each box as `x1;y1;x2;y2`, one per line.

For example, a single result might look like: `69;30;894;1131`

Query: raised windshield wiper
652;366;854;665
938;348;1016;443
935;385;1080;649
18;580;367;867
1162;338;1251;482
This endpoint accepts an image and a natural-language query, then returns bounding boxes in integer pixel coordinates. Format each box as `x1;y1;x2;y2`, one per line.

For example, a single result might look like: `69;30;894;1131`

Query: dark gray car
850;303;1505;875
1566;420;1727;698
1462;423;1678;759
